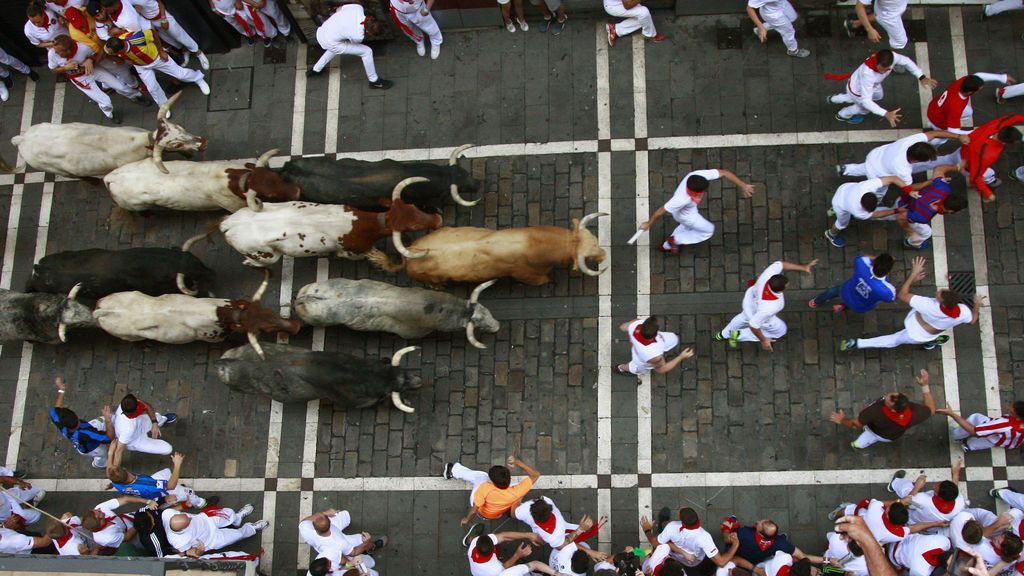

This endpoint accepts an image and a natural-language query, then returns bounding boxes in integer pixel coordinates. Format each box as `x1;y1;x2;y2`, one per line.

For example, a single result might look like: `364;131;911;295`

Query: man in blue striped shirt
107;452;208;510
49;376;113;469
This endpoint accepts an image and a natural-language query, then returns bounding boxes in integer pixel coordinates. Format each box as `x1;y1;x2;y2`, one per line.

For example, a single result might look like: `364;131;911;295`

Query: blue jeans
812;284;842;307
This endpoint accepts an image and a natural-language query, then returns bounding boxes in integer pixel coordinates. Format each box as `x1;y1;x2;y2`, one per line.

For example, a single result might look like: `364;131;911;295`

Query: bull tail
365;248;404;273
181;220;223;253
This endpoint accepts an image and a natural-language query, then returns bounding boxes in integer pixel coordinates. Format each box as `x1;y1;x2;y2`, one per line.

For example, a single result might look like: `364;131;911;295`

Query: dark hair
768;274;789;294
961;75;984;94
106;37;125;53
53;407;80;430
887;502;910;526
475;534;495;556
488;465;511;489
613;551;643;574
86;0;102;15
961;519;983;545
640;317;659;340
908;143;938;163
998;126;1022;144
27;2;45;17
530;499;553;524
1012;401;1024;418
679;507;700;526
848;540;864;556
661;558;686;576
571;549;591;573
308;557;331;576
133;510;156;534
873;254;894;277
53;35;73;51
99;0;120;8
944;194;967;213
937;480;959;501
939;289;961;308
119;394;138;414
1001;533;1024;561
688;175;710;192
790;558;813;576
877;50;895;67
860;193;879;212
890;393;910;412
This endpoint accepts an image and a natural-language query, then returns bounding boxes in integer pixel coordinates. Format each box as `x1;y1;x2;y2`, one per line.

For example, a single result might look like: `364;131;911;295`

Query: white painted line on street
325;60;341;155
0;76;37;290
290;43;308;156
595;21;613;553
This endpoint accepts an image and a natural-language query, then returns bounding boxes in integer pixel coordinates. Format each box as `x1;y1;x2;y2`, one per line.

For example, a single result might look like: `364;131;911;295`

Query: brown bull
367;212;608;286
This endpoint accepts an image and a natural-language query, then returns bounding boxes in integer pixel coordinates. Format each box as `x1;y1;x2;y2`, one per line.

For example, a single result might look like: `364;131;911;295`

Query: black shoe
205;495;220;507
462;522;484;547
373;536;388;551
263;37;273;48
110;108;123;124
27;70;39;82
247;35;256;45
368;79;393;90
887;470;906;492
306;68;322;77
442;462;454;480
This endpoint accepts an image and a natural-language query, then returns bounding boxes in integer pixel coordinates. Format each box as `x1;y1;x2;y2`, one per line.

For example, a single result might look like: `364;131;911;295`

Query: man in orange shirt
444;456;541;543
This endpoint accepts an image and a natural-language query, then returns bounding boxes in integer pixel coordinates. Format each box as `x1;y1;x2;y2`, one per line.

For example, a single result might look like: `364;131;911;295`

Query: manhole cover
949;271;976;303
717;27;743;50
207;67;253;112
804;15;832;38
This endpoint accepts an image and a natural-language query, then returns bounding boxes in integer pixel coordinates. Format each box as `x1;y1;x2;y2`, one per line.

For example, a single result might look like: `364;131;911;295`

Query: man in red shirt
918;114;1024;201
926;73;1012;143
937;400;1024;452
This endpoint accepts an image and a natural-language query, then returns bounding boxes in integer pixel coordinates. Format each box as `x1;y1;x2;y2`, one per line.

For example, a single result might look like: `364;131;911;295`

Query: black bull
275;157;479;211
26;248;216;300
215;344;422;411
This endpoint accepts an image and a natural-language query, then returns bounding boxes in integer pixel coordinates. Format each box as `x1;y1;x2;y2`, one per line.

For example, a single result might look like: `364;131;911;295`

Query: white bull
1;93;206;179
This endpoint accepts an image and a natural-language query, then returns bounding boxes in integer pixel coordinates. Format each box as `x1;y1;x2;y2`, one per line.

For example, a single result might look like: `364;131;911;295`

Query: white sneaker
0;83;8;102
197;51;210;70
196;78;210;96
251;520;269;531
505;20;515;33
430;43;440;60
32;490;45;506
517;19;529;31
238;503;254;519
416;41;425;56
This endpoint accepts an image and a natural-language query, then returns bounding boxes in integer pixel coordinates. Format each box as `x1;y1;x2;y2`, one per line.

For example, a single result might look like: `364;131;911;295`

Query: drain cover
949;271;976;305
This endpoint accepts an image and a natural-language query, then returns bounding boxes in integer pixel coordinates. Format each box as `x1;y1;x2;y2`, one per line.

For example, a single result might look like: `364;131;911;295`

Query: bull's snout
197;138;209;152
279;318;302;335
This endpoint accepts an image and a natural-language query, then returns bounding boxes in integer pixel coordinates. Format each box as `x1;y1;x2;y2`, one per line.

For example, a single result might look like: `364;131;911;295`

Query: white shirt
627;320;677;372
663;169;721;224
864;133;929;184
47;42;101;88
858;499;907;545
0;527;34;553
514;497;573;548
163;510;213;554
764;551;794;576
889;533;951;576
24;10;68;46
657;522;719;566
847;52;924;116
742;261;786;330
550;542;586;576
298;512;362;556
111;0;151;31
824;531;868;576
904;295;973;341
858;0;908;15
748;0;781;9
318;4;366;43
467;534;504;576
54;517;87;556
45;0;87;14
907;490;966;525
834;179;883;219
92;498;132;548
128;0;163;20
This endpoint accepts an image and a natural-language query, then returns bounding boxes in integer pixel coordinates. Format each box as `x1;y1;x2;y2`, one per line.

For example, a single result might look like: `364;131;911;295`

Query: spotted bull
367;212;609;286
1;93;206;178
216;344;422;412
0;286;96;344
199;177;442;267
26;247;216;300
92;270;300;357
276;144;480;210
294;278;499;348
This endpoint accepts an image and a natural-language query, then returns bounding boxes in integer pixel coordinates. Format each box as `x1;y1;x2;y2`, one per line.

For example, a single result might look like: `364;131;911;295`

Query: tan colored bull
367;212;608;286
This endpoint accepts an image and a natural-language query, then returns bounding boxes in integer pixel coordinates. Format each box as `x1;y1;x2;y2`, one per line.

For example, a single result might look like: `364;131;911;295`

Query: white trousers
1002;83;1024;100
628;333;680;375
913;149;996;184
856;326;933;349
120;412;173;455
605;3;656;38
68;75;116;117
451;462;488;507
720;313;788;342
203;507;257;551
152;12;200;53
218;5;278;39
996;487;1024;510
314;32;378;81
96;59;143;97
666;212;715;247
830;84;884;119
951;413;1006;451
760;0;799;52
985;0;1024;17
873;3;908;49
259;0;292;36
135;58;205;106
151;468;204;508
0;48;30;76
390;7;442;46
852;426;892;449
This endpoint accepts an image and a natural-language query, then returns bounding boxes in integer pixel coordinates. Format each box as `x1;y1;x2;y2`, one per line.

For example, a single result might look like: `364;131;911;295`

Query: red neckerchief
754;529;775;551
863;52;881;72
125;400;148;419
687;188;704;205
55;529;74;548
931;495;955;514
882;404;913;428
681;520;701;531
632;325;657;346
67;41;79;59
654;564;665;576
536;515;556;534
107;1;123;21
40;13;52;29
777;565;792;576
471;547;495;563
940;304;961;318
880;505;906;537
854;499;870;515
761;284;780;301
923;548;946;566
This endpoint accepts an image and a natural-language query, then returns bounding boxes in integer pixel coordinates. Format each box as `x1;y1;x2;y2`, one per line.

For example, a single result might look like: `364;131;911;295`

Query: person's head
943;193;968;213
312;514;330;534
872;254;894;277
1009;401;1024;419
936;289;961;309
530;498;553;524
790;558;815;576
998;126;1023;144
27;2;49;26
88;0;108;21
859;193;879;213
679;507;701;528
307;557;331;576
960;75;985;95
613;550;643;574
45;519;68;540
661;558;686;576
768;274;789;294
133;509;161;536
168;513;193;532
474;534;495;557
887;502;910;526
99;0;121;10
908;142;938;163
119;394;138;414
876;49;895;72
640;316;659;340
105;37;125;55
995;532;1023;562
884;392;910;412
488;465;511;489
53;407;81;431
106;466;130;484
935;480;959;502
757;519;779;539
571;549;591;574
687;175;710;193
80;509;106;531
960;519;983;545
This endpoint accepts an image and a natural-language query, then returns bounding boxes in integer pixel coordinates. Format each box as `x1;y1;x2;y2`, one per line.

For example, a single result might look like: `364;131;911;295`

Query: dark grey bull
276;144;480;210
0;286;96;344
26;248;216;300
294;278;499;348
216;344;421;412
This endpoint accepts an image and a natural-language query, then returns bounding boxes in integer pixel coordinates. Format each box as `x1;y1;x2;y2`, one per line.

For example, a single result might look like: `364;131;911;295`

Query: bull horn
176;273;198;296
245;189;264;212
450;184;480;208
578;211;609;231
58;283;83;343
156;91;181;123
449;143;474;166
67;283;82;301
392;176;429;201
250;268;271;302
576;211;609;277
391;391;415;413
392;231;428;260
151;143;168;174
247;332;266;360
465;322;486;350
255;148;279;168
469;279;497;305
181;231;210;253
390;345;420;367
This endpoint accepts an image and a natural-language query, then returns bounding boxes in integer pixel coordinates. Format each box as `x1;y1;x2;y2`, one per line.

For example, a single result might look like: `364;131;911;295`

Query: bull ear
244;162;256;169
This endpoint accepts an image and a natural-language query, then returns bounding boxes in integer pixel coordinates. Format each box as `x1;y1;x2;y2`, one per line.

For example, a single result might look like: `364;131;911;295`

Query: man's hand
957;134;971;145
885;108;903;128
506;455;519;468
866;27;882;43
578;514;594;532
158;50;169;62
679;347;696;361
55;376;66;392
741;182;756;198
974;294;985;309
420;7;429;15
460;516;470;527
910;256;927;281
640;515;654;533
361;531;372;543
638;220;653;231
803;259;818;274
829;410;845;425
16;480;31;490
757;26;768;43
101;405;113;420
150;421;162;439
171;452;185;468
83;59;94;74
145;499;158;510
514;542;532;558
724;531;739;544
920;77;939;89
760;338;775;353
834;515;873;543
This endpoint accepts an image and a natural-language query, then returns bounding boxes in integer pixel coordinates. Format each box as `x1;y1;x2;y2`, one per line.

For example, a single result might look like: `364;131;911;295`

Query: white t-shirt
890;533;952;576
663;169;721;224
847;53;923;116
865;133;929;184
834;179;883;218
467;534;504;576
91;498;132;548
54;517;87;556
857;0;909;16
764;551;794;576
550;542;586;576
859;499;906;545
907;490;966;525
318;4;365;44
111;1;151;31
657;522;719;566
742;261;786;330
163;510;214;554
824;531;868;576
627;320;677;372
24;10;68;46
0;527;35;553
128;0;163;20
904;295;973;341
298;512;362;556
514;497;574;548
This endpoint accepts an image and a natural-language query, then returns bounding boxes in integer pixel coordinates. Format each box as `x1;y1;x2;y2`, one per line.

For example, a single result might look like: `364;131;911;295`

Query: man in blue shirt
808;254;897;314
49;376;114;469
107;452;208;510
722;518;818;570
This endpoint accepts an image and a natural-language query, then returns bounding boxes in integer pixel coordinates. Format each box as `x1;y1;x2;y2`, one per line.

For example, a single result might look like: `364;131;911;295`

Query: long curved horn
578;211;609;231
392;176;429;201
469;279;497;305
175;273;198;296
390;345;420;367
251;268;271;302
58;283;83;343
152;143;168;174
465;322;486;349
391;391;415;413
181;231;211;253
576;212;609;277
448;144;479;207
391;231;428;260
245;189;263;212
255;148;279;168
156;91;181;122
449;143;474;166
248;332;266;360
67;283;82;301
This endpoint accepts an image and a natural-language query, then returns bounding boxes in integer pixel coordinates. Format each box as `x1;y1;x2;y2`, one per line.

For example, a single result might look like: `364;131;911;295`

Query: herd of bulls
0;97;609;412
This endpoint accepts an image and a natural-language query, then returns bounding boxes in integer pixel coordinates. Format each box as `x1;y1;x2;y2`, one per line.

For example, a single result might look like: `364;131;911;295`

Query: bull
201;177;442;267
92;270;301;357
26;247;216;300
216;344;421;412
0;93;206;179
275;144;480;210
103;149;299;213
294;278;499;348
367;212;609;286
0;286;96;344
